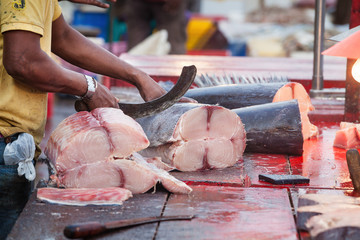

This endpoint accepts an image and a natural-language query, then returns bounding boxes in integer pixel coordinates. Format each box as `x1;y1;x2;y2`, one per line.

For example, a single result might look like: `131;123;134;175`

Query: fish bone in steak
137;103;246;171
44;108;191;194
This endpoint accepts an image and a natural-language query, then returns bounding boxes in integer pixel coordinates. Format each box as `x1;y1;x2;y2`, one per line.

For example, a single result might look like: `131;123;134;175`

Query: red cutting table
8;117;351;240
8;55;352;240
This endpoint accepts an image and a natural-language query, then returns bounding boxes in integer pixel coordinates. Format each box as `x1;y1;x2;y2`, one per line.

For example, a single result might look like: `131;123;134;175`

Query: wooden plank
7;191;168;240
156;186;298;240
289;122;352;189
244;153;292;187
170;160;245;187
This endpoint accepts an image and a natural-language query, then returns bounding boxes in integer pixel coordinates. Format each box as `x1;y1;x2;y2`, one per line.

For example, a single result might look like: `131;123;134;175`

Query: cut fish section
45;108;149;172
138;104;246;171
37;187;132;206
334;122;360;149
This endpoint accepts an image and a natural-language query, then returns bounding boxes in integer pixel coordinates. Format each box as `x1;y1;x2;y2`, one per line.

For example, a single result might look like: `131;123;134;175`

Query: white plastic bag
3;133;36;181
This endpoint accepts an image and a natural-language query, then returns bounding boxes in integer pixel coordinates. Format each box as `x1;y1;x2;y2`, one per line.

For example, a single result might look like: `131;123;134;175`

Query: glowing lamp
322;29;360;83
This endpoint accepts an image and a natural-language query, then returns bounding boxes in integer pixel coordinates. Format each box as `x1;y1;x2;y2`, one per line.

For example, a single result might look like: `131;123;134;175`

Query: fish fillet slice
272;82;318;139
57;159;159;194
92;108;149;157
45;108;149;171
334;122;360;149
37;187;132;206
45;111;102;166
55;128;111;172
111;159;159;194
340;122;360;139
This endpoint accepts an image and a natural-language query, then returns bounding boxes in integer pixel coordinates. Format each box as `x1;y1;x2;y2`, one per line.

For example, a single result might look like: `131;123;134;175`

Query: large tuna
185;82;318;140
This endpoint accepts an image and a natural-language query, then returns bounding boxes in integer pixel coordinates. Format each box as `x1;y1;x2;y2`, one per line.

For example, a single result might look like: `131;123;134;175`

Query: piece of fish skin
37;187;132;206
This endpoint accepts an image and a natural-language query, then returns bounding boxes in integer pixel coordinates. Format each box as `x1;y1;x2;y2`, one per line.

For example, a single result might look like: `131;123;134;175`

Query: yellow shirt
0;0;62;158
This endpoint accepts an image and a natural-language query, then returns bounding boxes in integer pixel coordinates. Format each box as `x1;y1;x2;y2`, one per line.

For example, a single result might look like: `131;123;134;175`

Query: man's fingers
89;0;110;8
178;96;197;103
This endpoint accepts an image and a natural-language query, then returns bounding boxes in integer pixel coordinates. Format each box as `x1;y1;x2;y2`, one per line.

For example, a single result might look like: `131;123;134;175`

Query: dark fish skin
136;103;204;147
185;82;287;109
75;65;197;119
232;100;303;155
314;227;360;240
297;209;322;231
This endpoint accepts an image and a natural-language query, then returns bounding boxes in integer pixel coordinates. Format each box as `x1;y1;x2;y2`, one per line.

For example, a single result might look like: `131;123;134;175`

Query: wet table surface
8;96;353;240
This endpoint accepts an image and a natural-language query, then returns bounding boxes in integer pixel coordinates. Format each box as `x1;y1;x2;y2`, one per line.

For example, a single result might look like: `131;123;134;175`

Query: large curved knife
75;65;197;118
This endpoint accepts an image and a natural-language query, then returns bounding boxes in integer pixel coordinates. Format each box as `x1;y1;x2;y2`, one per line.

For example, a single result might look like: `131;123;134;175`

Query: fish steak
137;103;246;171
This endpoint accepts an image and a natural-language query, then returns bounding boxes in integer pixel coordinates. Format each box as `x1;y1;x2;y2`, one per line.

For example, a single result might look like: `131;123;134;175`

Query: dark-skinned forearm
3;31;87;96
51;15;146;89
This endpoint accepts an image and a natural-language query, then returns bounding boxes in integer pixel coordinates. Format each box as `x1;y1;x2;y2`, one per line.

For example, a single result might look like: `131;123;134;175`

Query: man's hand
135;73;167;102
65;0;116;8
179;96;197;103
82;82;120;111
135;72;197;104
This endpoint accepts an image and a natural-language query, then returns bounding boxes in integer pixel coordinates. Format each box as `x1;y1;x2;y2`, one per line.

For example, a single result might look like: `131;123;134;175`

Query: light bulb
352;58;360;83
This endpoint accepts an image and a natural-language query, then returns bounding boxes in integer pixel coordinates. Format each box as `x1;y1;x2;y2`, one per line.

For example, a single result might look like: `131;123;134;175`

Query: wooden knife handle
63;221;107;239
346;149;360;191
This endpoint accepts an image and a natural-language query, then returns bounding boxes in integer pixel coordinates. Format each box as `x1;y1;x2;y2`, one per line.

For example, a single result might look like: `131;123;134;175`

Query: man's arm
3;29;119;110
51;14;167;102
